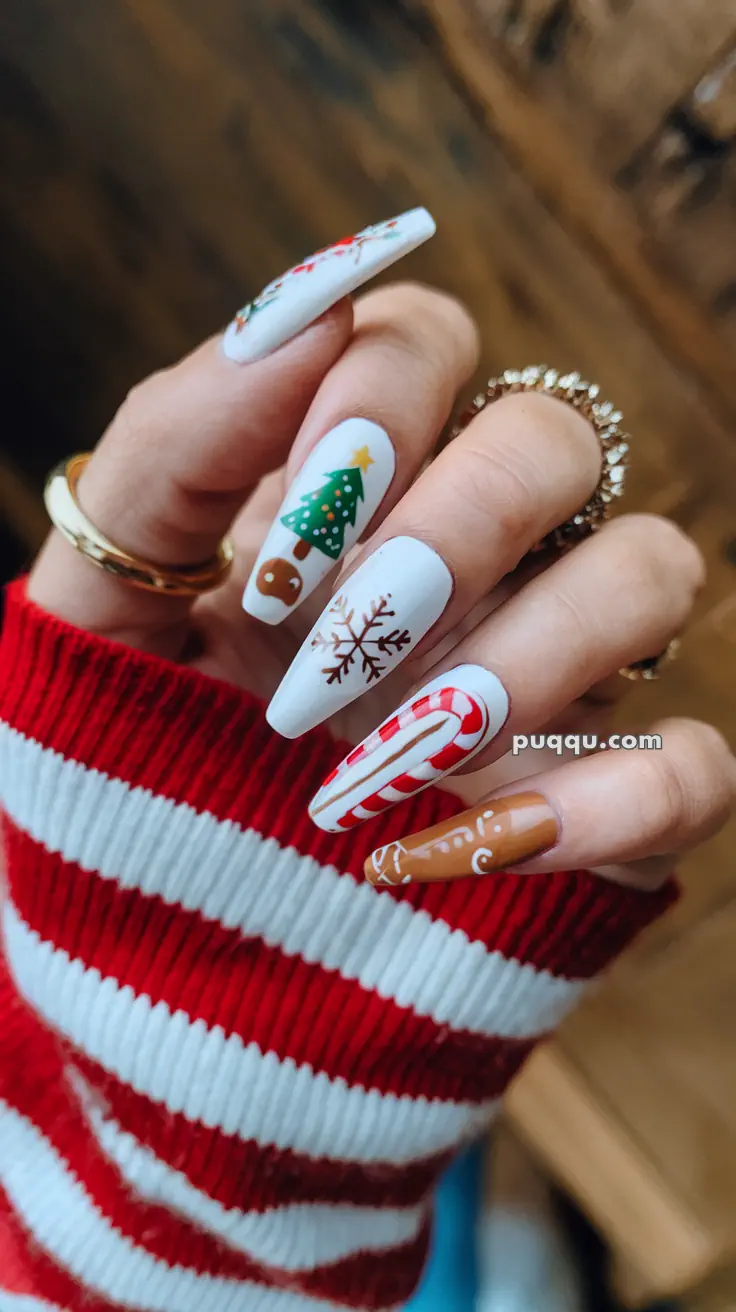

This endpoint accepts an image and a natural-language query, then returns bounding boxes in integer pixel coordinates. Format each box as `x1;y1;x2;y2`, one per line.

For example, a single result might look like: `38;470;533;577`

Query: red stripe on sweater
0;1095;428;1309
6;821;532;1104
71;1048;455;1214
0;581;463;884
0;971;431;1307
0;955;452;1217
0;583;677;982
0;1186;130;1312
0;581;680;1309
0;1003;131;1309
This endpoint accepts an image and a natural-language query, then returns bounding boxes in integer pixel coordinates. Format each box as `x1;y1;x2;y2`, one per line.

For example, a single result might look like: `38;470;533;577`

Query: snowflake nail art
311;594;411;687
266;537;453;739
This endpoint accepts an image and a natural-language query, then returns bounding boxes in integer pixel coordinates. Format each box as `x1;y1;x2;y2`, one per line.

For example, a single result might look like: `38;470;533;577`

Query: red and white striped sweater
0;578;676;1310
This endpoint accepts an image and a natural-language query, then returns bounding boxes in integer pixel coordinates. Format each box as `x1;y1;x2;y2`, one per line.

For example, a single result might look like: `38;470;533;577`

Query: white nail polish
222;208;436;364
266;537;453;739
309;665;510;831
242;419;395;625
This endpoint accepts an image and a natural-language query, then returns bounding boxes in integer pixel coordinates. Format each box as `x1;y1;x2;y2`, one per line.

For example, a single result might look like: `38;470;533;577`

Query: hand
30;224;736;894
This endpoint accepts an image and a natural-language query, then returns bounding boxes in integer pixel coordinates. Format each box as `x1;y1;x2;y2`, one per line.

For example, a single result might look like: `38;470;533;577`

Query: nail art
242;419;395;625
309;665;509;832
365;791;558;887
266;537;453;739
223;208;436;364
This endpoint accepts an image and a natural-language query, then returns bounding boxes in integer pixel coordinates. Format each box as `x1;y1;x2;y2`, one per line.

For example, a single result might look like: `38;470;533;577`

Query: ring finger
308;513;703;831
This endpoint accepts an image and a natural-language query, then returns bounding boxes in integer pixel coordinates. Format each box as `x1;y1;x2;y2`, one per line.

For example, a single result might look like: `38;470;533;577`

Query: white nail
309;665;510;831
222;208;436;364
266;537;453;739
242;419;395;625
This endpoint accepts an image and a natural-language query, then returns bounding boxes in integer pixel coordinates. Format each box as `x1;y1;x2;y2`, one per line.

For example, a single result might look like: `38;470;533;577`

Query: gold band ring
452;365;630;553
44;453;235;597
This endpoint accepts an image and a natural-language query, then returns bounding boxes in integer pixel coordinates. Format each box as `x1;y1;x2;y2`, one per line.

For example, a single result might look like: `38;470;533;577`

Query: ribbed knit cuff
0;577;677;981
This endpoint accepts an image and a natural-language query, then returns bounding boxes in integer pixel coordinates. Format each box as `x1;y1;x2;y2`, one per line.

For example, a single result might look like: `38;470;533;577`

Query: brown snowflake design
311;593;411;686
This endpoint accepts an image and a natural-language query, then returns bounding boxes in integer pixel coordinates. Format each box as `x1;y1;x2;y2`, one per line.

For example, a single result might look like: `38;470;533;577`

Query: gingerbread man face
256;557;303;606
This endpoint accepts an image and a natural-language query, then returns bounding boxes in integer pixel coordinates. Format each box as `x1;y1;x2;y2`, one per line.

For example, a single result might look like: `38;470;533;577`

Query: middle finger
266;387;601;737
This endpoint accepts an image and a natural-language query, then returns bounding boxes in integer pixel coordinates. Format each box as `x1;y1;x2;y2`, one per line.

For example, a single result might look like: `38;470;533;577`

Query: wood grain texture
0;2;735;1304
428;0;736;390
510;903;736;1302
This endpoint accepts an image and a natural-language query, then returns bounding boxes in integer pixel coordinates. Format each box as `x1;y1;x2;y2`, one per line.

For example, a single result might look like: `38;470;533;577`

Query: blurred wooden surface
0;1;734;1305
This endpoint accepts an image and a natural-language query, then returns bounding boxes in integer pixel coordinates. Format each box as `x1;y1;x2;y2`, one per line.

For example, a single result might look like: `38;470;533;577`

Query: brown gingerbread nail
364;791;558;887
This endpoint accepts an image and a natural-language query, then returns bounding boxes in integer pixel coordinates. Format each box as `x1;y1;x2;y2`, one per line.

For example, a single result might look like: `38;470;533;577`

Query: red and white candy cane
322;686;490;830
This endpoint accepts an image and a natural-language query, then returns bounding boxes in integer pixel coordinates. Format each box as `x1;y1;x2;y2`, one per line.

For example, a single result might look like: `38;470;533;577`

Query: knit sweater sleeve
0;578;676;1312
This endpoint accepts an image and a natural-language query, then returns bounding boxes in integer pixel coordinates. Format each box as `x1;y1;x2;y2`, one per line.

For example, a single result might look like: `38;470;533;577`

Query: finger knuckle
360;281;480;379
664;717;736;791
390;280;477;338
611;514;706;597
112;371;167;451
546;584;593;650
643;718;736;845
641;749;692;846
497;391;601;486
465;445;540;548
596;521;662;605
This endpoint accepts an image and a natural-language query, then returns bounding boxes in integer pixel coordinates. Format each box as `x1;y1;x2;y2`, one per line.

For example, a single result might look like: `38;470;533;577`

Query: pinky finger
365;718;736;890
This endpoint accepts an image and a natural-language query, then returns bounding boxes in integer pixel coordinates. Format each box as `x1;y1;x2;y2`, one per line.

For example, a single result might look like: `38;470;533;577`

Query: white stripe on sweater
0;1298;67;1312
0;1101;382;1312
0;724;586;1040
69;1065;426;1269
4;903;498;1164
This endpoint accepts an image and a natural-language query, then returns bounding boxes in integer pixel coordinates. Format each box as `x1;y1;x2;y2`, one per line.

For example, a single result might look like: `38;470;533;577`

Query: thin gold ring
451;365;630;553
44;453;234;596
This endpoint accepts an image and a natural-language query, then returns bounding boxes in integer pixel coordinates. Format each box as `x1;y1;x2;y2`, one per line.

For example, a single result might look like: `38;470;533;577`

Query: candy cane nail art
308;665;509;832
223;207;436;364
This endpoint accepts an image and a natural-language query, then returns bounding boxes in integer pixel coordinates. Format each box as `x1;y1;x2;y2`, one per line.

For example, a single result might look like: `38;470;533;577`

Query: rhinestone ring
451;365;630;554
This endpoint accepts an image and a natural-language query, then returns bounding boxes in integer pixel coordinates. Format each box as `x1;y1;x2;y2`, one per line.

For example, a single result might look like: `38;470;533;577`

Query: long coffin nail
309;664;509;831
266;537;453;739
243;419;395;625
223;208;436;364
365;791;559;887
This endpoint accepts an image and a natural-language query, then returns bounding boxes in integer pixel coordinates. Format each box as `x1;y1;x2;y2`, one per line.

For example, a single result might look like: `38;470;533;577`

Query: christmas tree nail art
223;207;436;363
281;447;372;563
243;420;395;625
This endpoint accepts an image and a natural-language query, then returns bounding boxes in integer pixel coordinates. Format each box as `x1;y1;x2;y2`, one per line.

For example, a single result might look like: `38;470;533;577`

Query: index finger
29;208;436;648
29;309;352;648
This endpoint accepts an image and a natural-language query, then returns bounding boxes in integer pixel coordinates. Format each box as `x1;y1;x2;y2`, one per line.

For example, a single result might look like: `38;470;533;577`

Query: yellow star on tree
349;446;374;474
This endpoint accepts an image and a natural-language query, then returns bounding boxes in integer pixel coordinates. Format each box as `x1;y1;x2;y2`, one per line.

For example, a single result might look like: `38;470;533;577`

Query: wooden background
0;1;735;1305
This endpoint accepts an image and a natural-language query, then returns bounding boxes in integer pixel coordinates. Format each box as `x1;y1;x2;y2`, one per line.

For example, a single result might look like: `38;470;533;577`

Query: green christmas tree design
281;466;365;562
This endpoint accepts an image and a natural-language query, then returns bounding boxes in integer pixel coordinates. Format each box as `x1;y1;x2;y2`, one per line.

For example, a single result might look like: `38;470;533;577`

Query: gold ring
451;365;630;553
44;453;235;596
619;637;681;682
